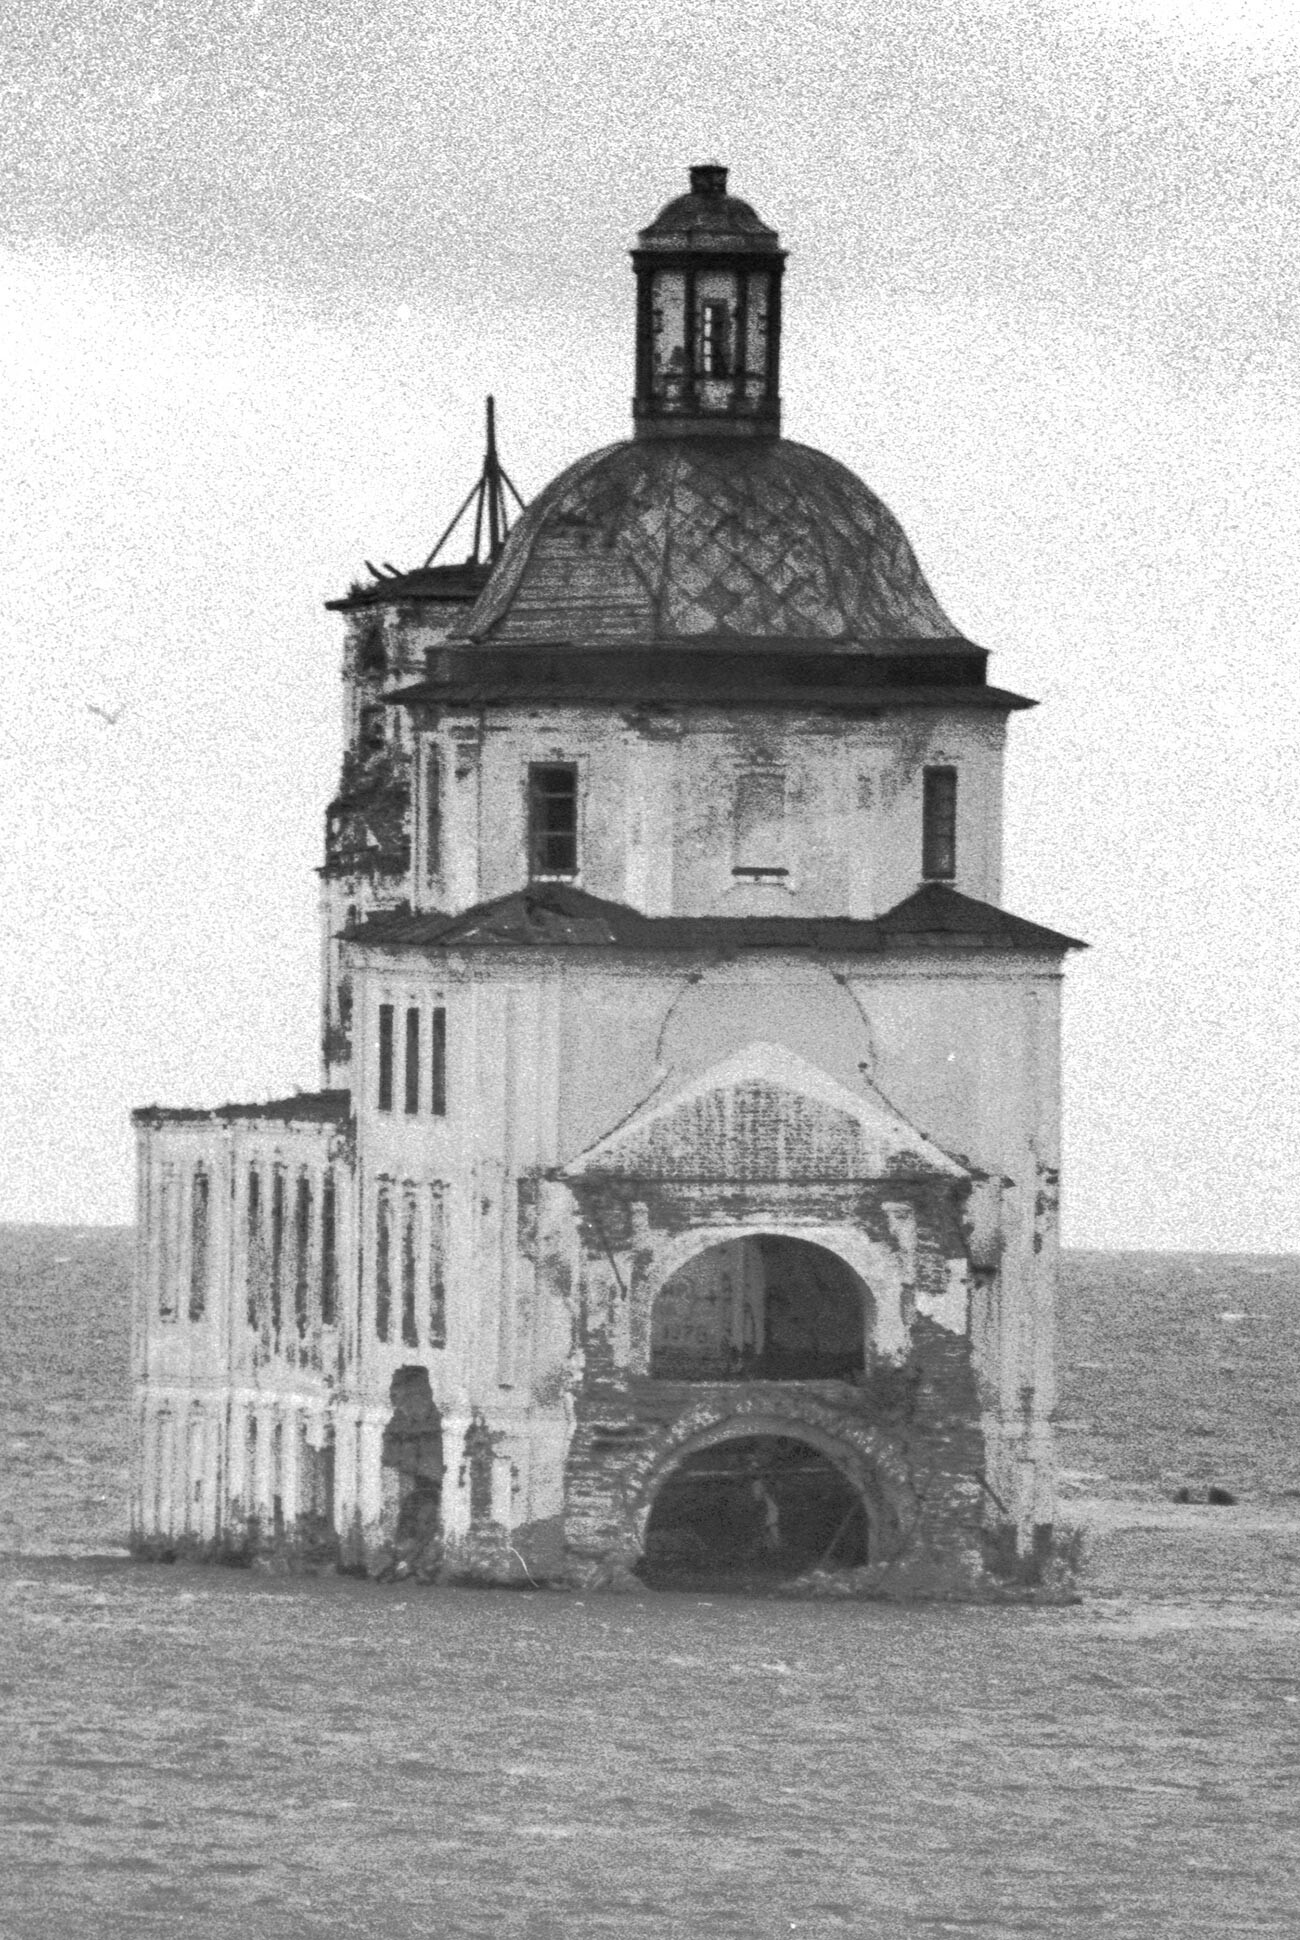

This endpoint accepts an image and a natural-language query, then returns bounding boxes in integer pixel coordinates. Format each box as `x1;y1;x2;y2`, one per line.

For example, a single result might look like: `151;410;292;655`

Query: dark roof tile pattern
347;883;1083;956
464;438;965;650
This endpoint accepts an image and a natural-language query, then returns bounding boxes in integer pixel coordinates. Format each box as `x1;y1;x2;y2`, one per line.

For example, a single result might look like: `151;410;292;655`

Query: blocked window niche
733;770;788;879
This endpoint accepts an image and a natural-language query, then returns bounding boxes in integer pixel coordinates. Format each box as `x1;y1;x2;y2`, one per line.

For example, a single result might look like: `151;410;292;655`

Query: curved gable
563;1042;969;1184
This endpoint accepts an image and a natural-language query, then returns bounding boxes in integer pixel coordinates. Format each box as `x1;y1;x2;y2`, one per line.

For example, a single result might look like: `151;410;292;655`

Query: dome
639;163;780;251
463;436;964;650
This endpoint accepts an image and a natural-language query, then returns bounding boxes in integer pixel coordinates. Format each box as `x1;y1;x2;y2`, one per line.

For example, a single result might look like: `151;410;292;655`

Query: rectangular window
293;1173;311;1339
428;1182;446;1348
375;1184;392;1342
270;1167;285;1339
246;1167;262;1328
158;1166;178;1320
404;1007;420;1115
378;1003;394;1111
424;745;442;881
188;1166;209;1322
431;1005;447;1118
699;297;730;376
401;1189;418;1348
922;766;958;881
733;769;788;876
527;763;579;878
320;1171;337;1327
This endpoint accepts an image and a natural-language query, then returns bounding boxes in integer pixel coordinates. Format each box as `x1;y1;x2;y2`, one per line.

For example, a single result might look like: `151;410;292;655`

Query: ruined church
132;166;1081;1593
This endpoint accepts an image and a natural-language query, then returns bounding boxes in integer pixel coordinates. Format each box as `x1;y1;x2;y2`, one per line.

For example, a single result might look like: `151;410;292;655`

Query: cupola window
527;763;579;878
699;298;731;376
922;766;958;881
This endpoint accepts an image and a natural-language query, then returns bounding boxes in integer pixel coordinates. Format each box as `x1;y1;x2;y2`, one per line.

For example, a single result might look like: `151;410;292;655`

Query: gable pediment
563;1042;968;1184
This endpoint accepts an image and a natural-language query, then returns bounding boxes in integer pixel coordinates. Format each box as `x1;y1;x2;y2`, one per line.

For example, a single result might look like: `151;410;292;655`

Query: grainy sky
2;0;1298;1244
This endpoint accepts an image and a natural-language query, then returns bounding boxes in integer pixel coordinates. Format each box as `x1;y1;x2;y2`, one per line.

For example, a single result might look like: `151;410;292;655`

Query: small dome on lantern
632;164;787;441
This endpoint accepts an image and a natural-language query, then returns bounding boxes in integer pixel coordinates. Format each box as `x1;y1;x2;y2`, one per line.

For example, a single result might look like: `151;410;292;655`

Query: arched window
650;1236;868;1382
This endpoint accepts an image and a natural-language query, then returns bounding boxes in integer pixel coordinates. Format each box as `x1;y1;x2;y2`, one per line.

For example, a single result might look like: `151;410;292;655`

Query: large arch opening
649;1235;868;1382
637;1433;869;1591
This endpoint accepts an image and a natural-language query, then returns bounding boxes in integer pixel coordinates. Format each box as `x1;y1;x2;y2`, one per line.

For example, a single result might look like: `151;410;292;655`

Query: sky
2;0;1298;1246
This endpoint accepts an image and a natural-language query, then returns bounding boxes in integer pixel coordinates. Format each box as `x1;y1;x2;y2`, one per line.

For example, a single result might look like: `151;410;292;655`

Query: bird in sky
86;703;126;725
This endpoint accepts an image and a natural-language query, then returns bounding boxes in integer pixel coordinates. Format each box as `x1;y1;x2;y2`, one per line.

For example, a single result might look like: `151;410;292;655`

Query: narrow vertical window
428;1182;446;1348
375;1184;392;1342
431;1005;447;1118
464;1419;494;1526
401;1189;418;1348
527;763;579;878
158;1166;178;1320
320;1171;337;1327
271;1417;284;1539
188;1165;209;1322
922;766;958;881
424;744;442;881
378;1003;394;1111
733;770;787;876
404;1007;420;1116
270;1167;285;1339
294;1173;311;1339
245;1413;258;1517
246;1167;262;1328
699;297;730;376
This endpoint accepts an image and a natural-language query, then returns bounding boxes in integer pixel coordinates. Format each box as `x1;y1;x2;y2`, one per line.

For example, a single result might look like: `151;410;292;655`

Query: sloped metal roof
346;883;1084;956
131;1089;351;1128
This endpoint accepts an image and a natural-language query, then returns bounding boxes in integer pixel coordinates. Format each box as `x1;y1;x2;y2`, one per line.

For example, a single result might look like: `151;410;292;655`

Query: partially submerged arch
637;1428;870;1589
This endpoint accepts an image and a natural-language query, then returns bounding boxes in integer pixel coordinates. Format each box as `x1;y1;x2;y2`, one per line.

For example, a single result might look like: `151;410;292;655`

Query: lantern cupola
632;163;786;439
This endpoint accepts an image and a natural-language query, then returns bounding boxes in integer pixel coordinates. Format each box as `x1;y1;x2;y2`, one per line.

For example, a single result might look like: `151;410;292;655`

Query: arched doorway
649;1235;869;1382
637;1433;869;1591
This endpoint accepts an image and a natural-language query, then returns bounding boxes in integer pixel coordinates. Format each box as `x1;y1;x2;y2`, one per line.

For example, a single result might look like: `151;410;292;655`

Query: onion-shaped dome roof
463;436;964;650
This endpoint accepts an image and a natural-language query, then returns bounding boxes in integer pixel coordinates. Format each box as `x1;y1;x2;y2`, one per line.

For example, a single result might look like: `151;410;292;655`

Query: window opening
246;1167;262;1328
378;1003;395;1111
428;1182;447;1348
293;1173;311;1338
650;1236;866;1382
463;1417;495;1526
404;1007;420;1115
401;1188;419;1348
245;1413;258;1520
375;1184;392;1342
922;766;958;881
188;1166;209;1321
320;1171;338;1327
271;1417;284;1540
527;763;579;878
431;1006;447;1118
424;745;442;880
158;1167;178;1320
699;297;731;376
733;769;788;877
269;1167;285;1339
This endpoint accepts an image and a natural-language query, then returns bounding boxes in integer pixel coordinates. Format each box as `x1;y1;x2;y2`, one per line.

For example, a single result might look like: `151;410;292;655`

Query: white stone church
131;166;1081;1594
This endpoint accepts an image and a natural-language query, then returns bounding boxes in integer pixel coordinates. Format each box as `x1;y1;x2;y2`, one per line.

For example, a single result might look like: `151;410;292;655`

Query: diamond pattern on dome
467;438;961;648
